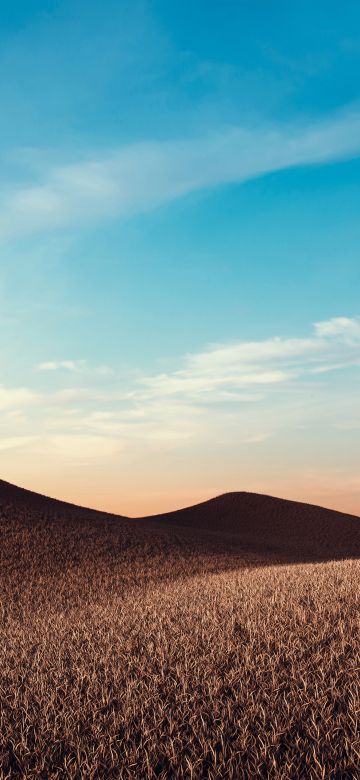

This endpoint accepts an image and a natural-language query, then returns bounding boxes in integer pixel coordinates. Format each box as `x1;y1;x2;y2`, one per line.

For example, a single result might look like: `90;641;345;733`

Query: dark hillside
144;491;360;559
1;481;359;579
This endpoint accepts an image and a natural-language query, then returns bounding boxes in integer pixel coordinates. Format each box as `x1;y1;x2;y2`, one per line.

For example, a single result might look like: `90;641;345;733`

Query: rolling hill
144;491;360;560
1;478;359;567
0;478;359;778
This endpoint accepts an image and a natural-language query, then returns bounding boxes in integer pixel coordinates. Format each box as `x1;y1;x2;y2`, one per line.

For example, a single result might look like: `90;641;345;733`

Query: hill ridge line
0;476;358;521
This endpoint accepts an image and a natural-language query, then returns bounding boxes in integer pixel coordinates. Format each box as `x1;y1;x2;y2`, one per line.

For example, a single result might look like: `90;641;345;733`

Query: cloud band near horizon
1;314;359;422
1;315;359;515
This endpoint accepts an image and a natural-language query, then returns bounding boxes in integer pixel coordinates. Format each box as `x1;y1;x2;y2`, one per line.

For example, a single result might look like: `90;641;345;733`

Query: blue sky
1;1;360;514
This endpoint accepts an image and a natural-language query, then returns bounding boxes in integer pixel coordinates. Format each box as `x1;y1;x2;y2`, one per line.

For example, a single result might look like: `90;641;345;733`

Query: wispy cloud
0;385;39;410
36;360;113;375
48;435;124;460
135;316;360;402
314;317;360;340
1;317;359;458
1;106;360;238
0;436;36;451
37;360;86;372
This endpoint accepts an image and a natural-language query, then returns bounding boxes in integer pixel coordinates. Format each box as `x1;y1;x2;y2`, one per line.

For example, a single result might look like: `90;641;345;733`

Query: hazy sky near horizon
1;0;360;515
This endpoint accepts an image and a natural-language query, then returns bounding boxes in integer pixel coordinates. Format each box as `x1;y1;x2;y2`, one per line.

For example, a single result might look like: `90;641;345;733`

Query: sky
1;0;360;516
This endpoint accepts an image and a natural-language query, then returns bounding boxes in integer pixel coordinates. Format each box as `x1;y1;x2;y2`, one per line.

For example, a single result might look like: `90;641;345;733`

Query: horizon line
1;476;358;520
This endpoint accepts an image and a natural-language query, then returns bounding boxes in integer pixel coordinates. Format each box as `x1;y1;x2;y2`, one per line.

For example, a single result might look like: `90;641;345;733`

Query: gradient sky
1;0;360;515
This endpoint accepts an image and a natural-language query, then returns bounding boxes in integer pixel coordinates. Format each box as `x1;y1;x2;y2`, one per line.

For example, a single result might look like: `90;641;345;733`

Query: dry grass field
0;479;359;778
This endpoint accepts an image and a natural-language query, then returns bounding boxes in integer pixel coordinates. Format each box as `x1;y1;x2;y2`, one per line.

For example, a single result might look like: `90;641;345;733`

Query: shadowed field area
0;479;359;778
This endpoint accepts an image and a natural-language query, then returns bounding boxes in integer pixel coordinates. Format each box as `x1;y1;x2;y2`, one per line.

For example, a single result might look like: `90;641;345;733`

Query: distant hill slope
0;479;359;567
0;480;263;597
0;478;127;519
144;491;360;560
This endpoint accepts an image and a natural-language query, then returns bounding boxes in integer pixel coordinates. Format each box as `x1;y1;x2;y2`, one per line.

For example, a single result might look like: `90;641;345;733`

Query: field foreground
0;480;359;778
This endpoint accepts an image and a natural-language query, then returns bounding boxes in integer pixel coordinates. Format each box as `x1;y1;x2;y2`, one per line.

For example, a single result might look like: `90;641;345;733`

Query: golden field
0;480;359;778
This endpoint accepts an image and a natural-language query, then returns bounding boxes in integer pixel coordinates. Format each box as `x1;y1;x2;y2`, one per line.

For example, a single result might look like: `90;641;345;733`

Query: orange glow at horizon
2;465;359;519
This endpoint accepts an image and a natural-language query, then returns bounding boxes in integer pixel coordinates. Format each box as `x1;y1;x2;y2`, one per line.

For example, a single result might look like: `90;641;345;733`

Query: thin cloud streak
36;360;114;375
37;360;86;372
1;107;360;237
